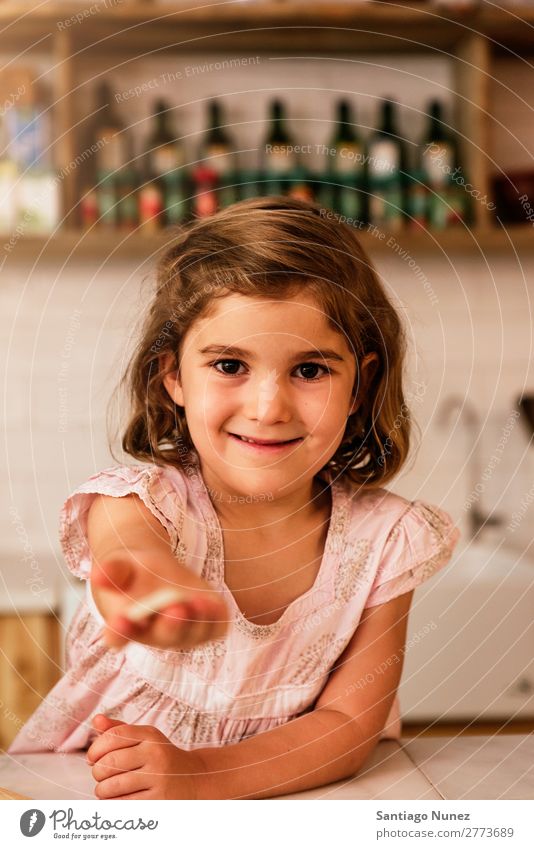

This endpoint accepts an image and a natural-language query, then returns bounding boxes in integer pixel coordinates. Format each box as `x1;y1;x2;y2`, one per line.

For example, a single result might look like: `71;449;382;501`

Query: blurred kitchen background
1;0;533;750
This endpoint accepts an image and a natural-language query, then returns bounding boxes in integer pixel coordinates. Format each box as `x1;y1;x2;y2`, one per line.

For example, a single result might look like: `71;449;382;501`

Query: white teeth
231;433;301;445
234;434;277;444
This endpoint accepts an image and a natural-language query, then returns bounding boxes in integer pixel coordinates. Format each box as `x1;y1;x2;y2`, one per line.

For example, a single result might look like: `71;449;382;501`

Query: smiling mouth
229;433;303;446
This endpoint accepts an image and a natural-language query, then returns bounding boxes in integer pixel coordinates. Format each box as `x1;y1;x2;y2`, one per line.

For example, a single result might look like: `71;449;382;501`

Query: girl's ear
349;352;379;416
160;352;185;408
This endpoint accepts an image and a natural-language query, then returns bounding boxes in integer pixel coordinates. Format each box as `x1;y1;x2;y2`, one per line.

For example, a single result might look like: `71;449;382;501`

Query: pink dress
9;453;460;755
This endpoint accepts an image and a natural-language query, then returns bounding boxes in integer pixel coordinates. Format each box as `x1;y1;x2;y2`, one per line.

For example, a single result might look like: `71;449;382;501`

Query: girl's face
162;291;377;500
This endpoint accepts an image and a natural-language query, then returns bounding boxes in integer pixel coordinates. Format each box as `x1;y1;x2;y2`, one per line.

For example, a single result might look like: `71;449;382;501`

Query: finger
158;602;190;620
152;602;208;649
186;595;224;621
92;745;145;782
191;595;229;639
124;588;189;622
92;715;125;734
148;603;192;648
95;769;151;800
176;596;229;643
165;595;226;629
103;610;156;650
91;557;134;593
106;790;155;800
101;615;138;650
102;616;135;651
115;602;189;648
87;724;148;765
106;604;190;651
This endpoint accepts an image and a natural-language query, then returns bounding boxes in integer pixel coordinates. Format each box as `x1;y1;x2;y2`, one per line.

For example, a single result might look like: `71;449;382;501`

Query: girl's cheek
200;395;234;428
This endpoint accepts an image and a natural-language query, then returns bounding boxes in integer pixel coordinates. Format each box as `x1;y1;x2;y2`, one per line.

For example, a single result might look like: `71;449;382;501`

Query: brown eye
295;363;331;382
213;359;244;375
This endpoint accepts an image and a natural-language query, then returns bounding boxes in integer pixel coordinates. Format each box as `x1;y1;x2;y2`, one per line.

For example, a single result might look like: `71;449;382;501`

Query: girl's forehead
197;291;333;330
186;292;354;357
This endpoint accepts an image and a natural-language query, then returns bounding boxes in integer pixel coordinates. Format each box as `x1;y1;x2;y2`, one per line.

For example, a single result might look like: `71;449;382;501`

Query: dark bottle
262;100;295;184
367;99;405;231
326;100;365;220
202;100;234;177
367;99;405;179
329;99;364;177
92;82;128;174
420;100;467;229
420;100;456;187
144;99;184;178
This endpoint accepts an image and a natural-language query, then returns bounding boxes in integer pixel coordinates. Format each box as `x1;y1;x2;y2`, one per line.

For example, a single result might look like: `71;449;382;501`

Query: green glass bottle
145;99;184;178
367;99;406;231
92;81;128;175
367;99;405;177
330;100;364;177
421;100;456;187
203;100;235;177
420;100;465;230
329;100;365;219
262;100;295;195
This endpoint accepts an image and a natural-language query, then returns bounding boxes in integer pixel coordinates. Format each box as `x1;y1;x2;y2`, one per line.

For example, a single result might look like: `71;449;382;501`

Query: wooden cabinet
0;614;60;751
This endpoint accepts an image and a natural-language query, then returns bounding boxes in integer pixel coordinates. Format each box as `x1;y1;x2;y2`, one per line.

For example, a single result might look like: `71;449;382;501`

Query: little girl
9;196;460;800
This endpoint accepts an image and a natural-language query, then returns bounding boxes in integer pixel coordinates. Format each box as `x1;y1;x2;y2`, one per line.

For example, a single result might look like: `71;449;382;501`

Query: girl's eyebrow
198;344;345;362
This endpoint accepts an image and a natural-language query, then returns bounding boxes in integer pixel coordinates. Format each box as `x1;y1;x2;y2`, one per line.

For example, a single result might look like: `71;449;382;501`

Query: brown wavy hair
110;196;417;489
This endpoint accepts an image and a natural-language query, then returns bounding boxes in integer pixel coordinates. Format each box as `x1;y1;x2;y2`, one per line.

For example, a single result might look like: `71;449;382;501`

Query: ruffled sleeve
363;501;461;609
59;464;188;580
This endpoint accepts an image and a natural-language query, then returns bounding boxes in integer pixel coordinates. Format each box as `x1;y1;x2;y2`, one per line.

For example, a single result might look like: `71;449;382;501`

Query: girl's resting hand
90;552;228;651
87;715;206;800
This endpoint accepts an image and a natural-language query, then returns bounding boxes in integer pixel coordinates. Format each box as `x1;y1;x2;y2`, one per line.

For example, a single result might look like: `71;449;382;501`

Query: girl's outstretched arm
196;590;414;799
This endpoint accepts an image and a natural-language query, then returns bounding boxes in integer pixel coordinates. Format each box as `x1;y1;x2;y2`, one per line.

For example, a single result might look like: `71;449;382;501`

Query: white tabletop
1;735;532;800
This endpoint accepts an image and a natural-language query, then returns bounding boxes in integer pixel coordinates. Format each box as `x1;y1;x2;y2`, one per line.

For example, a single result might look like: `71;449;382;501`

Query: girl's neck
199;464;331;535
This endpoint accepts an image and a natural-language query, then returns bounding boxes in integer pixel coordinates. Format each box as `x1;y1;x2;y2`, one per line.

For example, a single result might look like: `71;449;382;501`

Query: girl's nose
245;371;292;425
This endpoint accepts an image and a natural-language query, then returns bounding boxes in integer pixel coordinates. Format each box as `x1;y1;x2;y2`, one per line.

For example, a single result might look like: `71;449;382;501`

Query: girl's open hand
90;552;228;651
87;715;206;800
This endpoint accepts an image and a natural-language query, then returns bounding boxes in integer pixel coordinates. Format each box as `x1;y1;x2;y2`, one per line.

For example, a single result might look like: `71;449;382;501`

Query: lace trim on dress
195;471;352;639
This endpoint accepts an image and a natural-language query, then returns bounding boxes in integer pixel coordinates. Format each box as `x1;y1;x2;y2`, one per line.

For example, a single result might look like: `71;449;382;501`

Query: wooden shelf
3;2;532;237
2;2;534;54
4;226;533;264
